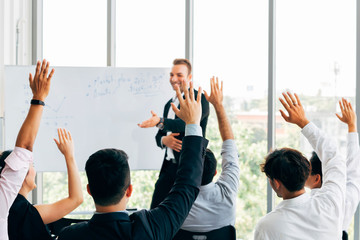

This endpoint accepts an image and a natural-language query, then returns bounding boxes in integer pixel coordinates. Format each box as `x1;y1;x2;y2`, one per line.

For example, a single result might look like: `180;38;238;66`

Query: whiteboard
4;66;172;171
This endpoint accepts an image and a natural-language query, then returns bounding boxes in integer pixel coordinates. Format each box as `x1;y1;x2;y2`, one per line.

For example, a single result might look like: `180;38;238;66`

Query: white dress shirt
0;147;32;240
181;139;239;232
254;122;346;240
342;132;360;231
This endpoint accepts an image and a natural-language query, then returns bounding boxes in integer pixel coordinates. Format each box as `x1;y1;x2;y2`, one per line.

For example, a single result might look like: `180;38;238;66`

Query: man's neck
282;188;306;200
95;198;128;213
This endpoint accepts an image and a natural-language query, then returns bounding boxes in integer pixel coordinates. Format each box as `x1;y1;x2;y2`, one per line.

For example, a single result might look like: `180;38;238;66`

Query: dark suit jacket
58;135;208;240
155;90;209;162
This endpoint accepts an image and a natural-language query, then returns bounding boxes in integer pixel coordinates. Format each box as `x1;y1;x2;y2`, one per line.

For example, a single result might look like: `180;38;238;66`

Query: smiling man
138;58;209;209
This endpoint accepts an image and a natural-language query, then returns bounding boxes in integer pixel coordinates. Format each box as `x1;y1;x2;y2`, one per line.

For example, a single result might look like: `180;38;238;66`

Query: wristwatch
156;117;164;130
30;99;45;106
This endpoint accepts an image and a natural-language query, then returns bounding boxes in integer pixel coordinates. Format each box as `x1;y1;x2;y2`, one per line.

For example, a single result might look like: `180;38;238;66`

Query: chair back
47;217;89;238
173;225;236;240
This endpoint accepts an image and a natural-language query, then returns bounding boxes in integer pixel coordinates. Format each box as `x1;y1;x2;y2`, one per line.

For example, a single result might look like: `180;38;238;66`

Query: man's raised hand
171;80;202;125
203;76;223;108
336;98;357;132
29;59;54;101
279;92;309;128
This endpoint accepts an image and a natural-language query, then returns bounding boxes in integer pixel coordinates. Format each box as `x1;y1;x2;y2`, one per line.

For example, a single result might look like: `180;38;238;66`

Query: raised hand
203;76;223;108
171;80;202;125
54;128;74;160
336;98;357;132
279;92;309;128
29;59;55;101
138;111;161;128
162;133;182;152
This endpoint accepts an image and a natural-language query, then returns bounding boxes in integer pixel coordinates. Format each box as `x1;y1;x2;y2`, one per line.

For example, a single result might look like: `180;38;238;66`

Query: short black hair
310;151;322;184
85;148;130;206
0;150;13;175
201;149;217;186
261;148;310;192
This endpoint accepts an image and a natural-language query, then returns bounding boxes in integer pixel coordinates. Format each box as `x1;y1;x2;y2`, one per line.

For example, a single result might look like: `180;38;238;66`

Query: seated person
175;77;239;235
58;81;209;240
255;92;346;239
6;128;83;240
305;98;360;240
0;59;54;240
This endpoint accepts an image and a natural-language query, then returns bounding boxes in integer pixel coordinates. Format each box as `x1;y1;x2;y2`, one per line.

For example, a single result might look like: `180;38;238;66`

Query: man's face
170;64;192;91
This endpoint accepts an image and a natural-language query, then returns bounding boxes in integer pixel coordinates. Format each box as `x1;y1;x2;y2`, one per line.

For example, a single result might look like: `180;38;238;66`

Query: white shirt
0;147;32;240
254;122;346;240
342;132;360;231
181;139;239;232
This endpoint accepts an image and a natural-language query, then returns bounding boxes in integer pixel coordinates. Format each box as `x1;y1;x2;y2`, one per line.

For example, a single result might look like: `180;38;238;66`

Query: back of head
261;148;310;192
201;149;217;186
173;58;192;75
0;150;13;175
310;151;322;184
85;148;130;206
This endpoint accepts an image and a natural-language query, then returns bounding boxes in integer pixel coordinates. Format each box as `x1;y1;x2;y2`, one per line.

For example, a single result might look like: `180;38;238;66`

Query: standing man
139;58;209;208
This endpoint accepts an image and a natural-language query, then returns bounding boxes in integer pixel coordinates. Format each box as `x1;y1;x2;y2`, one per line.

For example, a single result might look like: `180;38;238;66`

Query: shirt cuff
160;136;165;149
5;147;33;171
301;121;315;137
348;132;359;145
185;124;202;137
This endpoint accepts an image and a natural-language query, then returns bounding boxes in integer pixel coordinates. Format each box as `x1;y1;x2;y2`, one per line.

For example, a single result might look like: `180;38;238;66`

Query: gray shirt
181;139;239;232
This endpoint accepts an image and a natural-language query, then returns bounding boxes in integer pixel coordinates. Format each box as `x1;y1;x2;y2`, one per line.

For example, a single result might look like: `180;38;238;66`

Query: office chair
173;225;236;240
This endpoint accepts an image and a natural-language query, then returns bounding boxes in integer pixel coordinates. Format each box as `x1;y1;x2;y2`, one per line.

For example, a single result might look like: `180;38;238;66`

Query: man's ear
315;174;322;185
188;74;192;81
214;169;217;177
126;184;133;198
87;184;92;196
272;179;281;190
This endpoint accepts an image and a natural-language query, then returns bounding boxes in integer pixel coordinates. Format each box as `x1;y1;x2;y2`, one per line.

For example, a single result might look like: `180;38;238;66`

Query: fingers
151;110;157;116
40;59;46;76
279;110;290;122
335;113;342;121
203;89;210;101
182;80;190;101
339;100;344;113
288;92;297;105
54;138;60;146
197;87;202;103
34;60;41;78
171;133;180;136
220;80;223;92
294;93;301;106
29;73;33;85
279;98;291;113
174;85;184;106
48;69;55;82
171;102;180;116
67;130;72;141
282;92;294;107
189;81;195;101
44;61;50;78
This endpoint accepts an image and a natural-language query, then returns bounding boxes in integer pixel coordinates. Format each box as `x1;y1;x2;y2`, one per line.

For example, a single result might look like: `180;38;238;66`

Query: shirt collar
275;192;310;209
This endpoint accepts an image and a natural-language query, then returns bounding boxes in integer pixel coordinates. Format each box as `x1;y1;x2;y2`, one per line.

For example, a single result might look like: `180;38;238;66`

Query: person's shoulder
58;221;90;239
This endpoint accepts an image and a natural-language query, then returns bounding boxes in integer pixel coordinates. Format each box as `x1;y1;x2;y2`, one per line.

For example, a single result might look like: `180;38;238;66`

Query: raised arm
279;92;346;216
35;128;83;224
0;59;54;238
204;76;233;141
16;60;54;150
336;98;360;231
142;80;208;240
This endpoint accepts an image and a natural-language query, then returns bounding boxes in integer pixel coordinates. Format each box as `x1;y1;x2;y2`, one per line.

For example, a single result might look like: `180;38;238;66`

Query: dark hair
0;150;13;174
261;148;310;192
85;148;130;206
173;58;192;75
201;149;217;186
310;151;322;184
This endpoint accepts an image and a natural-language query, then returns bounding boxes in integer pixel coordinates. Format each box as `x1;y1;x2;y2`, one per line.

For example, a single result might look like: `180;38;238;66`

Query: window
43;0;107;66
116;0;185;67
194;0;268;238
